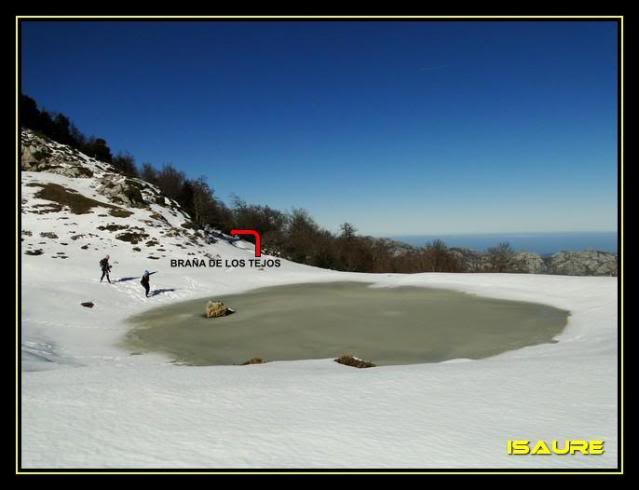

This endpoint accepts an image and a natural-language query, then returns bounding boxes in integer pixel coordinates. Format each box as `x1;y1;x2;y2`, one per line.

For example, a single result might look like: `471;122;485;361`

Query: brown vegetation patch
32;183;118;214
109;208;133;218
115;231;150;244
97;224;129;232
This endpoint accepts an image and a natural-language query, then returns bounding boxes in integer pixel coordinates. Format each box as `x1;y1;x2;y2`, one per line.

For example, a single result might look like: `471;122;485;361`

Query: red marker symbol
230;229;261;257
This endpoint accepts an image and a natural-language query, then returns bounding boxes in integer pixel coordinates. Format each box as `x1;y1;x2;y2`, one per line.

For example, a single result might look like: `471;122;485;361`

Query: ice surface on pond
125;282;569;366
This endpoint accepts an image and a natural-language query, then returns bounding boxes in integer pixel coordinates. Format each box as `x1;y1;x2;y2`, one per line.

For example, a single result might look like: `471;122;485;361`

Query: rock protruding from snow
21;131;95;178
96;175;147;208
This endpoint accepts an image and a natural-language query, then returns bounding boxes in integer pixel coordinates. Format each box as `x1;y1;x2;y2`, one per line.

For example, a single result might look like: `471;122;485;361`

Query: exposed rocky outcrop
21;131;97;178
21;130;168;211
21;128;220;265
546;250;617;276
95;175;147;208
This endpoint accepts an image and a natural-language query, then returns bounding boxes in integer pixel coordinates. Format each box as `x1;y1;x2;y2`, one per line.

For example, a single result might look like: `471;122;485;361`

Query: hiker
99;255;112;283
141;270;157;297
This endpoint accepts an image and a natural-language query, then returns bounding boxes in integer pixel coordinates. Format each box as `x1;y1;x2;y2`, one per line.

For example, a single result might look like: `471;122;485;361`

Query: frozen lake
124;282;569;366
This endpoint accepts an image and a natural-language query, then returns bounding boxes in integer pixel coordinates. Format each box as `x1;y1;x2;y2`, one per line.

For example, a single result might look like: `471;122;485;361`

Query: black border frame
15;14;624;476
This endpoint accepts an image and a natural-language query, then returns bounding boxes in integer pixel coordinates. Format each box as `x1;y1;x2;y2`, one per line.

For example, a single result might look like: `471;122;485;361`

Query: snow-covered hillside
20;131;618;469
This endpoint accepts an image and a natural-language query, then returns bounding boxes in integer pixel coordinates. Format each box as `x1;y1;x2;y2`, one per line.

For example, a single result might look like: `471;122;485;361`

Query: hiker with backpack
99;255;112;283
141;270;157;297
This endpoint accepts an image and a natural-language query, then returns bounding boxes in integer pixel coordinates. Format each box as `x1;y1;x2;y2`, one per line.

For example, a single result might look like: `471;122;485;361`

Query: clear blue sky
21;20;618;235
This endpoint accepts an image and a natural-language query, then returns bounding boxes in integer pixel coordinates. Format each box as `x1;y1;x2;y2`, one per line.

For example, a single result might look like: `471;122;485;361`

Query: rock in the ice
241;357;264;365
335;354;376;368
206;300;229;318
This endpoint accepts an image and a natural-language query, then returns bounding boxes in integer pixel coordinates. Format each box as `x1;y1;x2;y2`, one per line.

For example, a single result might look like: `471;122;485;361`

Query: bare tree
155;164;186;201
140;163;158;184
487;242;515;272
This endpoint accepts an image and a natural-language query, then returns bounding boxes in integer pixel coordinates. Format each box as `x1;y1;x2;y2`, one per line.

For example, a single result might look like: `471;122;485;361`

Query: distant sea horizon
387;231;618;256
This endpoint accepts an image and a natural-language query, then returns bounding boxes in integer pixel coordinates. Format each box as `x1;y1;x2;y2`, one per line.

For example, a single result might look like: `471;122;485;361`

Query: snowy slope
20;132;619;469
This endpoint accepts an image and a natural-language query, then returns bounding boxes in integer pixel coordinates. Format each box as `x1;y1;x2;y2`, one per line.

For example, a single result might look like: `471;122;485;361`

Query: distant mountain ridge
391;232;617;256
448;248;617;276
